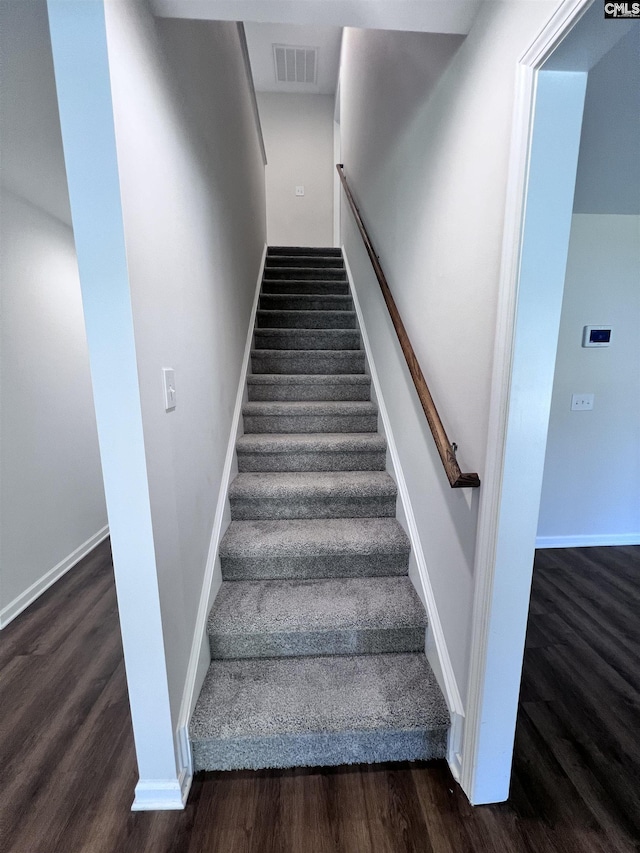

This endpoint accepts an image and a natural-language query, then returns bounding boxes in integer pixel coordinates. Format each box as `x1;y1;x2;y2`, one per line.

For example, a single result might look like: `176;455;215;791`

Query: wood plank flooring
1;541;638;852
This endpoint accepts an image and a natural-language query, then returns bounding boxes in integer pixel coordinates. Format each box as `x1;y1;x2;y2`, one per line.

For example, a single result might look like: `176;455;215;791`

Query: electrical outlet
571;393;594;411
295;185;305;196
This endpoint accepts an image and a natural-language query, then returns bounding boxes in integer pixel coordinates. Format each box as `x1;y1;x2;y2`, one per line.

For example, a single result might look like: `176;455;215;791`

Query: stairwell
189;247;449;772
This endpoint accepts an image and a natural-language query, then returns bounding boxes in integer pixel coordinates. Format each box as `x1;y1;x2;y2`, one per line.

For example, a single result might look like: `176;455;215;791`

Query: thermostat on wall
582;325;612;347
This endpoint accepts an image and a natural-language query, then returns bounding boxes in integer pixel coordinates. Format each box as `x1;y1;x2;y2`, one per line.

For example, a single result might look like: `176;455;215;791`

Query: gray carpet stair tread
220;518;411;560
247;374;370;387
260;288;351;301
236;433;386;454
246;374;371;402
251;349;365;375
265;256;344;267
190;652;449;749
242;401;378;434
254;328;361;350
256;310;357;329
208;577;426;637
268;246;342;256
264;267;346;280
242;401;377;418
229;471;396;501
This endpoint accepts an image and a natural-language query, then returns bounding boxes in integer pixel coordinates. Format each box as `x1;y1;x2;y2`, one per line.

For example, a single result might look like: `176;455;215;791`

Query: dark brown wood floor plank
536;550;639;639
361;763;436;853
280;767;339;853
410;762;479;853
533;569;640;678
324;765;375;853
509;706;608;853
524;700;640;853
185;771;262;853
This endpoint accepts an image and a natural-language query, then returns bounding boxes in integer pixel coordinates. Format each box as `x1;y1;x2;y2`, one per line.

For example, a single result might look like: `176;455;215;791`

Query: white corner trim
461;0;595;804
236;23;267;166
520;0;594;68
0;525;109;629
173;243;267;798
536;533;640;549
447;711;465;782
342;249;465;751
460;60;537;802
132;770;190;811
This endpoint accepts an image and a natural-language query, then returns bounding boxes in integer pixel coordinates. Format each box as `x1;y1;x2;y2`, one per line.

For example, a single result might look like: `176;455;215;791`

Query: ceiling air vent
273;44;318;85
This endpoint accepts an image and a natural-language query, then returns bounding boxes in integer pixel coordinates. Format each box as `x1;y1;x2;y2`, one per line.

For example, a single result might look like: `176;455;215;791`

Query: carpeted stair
190;246;449;772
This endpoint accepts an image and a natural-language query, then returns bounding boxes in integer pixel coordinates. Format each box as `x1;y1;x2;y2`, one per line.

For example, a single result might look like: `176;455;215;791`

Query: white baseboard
173;244;267;801
132;769;191;811
536;532;640;549
342;249;465;770
0;525;109;629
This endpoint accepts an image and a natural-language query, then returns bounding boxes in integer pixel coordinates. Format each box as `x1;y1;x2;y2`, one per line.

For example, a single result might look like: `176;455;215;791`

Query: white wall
0;0;72;224
103;0;266;737
538;28;640;547
537;215;640;545
0;0;107;628
0;191;108;625
573;28;640;216
48;0;266;807
104;5;266;727
258;92;334;246
338;3;557;704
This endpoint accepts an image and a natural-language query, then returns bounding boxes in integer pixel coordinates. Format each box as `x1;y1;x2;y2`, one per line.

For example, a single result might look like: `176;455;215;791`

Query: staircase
190;246;449;772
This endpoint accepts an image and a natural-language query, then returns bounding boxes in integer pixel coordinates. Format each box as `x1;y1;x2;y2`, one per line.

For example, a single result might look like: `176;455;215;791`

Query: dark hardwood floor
1;541;638;852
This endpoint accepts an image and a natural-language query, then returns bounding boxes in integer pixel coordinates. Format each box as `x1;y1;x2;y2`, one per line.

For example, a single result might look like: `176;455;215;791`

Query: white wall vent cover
273;44;318;85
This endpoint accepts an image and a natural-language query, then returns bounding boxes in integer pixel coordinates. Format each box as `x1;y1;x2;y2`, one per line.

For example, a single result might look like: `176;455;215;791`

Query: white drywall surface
0;191;107;622
258;92;334;246
0;0;107;626
538;26;640;545
338;3;556;705
573;28;640;216
0;0;72;225
537;214;640;544
48;0;266;802
103;3;266;730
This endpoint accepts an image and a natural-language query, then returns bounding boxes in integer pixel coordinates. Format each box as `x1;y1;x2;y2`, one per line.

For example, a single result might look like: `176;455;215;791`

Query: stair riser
209;627;425;660
229;495;396;521
251;351;365;375
243;414;378;434
260;294;352;311
220;552;409;581
247;381;370;402
265;257;344;269
256;311;356;330
268;247;342;257
264;268;346;281
237;450;386;472
192;727;448;772
254;329;361;351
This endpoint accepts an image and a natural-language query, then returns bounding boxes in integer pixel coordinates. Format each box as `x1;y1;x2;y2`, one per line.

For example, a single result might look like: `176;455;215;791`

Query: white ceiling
244;22;343;94
150;0;482;36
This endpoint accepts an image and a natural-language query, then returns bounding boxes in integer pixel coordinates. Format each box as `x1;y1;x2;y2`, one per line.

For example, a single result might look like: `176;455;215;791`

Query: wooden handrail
337;165;480;489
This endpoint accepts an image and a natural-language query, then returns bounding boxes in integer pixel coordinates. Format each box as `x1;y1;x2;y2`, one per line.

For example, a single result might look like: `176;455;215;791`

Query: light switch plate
571;393;594;411
163;368;176;411
295;185;305;196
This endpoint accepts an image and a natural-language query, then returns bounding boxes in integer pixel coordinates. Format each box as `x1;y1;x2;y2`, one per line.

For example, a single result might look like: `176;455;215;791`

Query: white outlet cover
295;185;305;196
571;393;594;411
